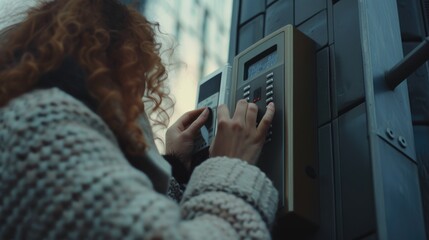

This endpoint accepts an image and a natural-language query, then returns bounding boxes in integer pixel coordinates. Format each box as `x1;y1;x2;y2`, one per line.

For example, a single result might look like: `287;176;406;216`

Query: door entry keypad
241;71;276;143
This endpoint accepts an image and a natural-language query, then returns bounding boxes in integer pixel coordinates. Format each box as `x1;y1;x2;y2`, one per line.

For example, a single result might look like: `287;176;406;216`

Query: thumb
184;107;210;136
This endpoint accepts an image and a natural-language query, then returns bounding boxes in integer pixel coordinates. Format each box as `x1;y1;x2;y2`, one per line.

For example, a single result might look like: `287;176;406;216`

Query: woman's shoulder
3;87;90;113
0;88;117;144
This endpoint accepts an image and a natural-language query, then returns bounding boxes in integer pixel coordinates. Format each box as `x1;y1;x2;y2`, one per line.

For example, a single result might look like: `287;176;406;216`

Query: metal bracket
385;37;429;90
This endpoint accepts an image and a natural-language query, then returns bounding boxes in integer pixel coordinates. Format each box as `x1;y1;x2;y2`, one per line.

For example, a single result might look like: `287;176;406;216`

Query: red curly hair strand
0;0;174;155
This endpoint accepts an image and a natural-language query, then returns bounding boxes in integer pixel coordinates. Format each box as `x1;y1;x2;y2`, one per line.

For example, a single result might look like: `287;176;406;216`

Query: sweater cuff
182;157;279;227
163;154;191;185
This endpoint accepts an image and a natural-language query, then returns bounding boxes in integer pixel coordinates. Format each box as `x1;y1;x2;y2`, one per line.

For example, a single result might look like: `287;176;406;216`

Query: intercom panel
192;64;232;166
231;25;318;228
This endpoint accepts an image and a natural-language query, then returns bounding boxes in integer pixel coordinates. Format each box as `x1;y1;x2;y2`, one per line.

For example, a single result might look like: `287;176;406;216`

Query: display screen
244;46;278;80
198;72;221;102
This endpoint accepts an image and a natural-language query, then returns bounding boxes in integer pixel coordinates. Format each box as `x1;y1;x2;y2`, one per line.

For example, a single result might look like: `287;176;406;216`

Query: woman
0;0;277;239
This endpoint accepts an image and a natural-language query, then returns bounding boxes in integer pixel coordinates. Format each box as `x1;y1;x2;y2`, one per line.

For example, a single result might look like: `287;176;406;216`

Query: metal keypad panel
236;65;285;207
242;71;276;143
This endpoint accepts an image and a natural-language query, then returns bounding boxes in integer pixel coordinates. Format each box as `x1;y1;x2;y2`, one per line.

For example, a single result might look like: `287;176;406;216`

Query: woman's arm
0;89;278;239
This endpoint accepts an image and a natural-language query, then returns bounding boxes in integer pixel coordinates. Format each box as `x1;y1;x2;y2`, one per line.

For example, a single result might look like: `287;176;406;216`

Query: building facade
227;0;429;239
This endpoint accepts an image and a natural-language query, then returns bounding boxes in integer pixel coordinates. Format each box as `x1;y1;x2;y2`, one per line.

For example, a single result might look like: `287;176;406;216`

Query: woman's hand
165;108;210;170
209;100;275;165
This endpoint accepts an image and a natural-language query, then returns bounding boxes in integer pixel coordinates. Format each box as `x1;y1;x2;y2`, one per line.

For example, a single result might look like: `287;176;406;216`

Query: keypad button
243;85;251;91
243;90;250;98
266;85;274;91
266;72;274;79
266;97;274;103
266;90;273;96
266;78;274;85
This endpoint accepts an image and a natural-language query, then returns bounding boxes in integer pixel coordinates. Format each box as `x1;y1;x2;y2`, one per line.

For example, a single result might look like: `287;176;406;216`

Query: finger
256;102;275;139
217;104;230;122
246;103;258;129
232;99;248;122
184;108;210;136
176;108;206;129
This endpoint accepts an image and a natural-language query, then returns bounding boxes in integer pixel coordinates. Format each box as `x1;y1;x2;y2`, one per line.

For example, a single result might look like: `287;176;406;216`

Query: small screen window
244;45;278;80
198;73;221;102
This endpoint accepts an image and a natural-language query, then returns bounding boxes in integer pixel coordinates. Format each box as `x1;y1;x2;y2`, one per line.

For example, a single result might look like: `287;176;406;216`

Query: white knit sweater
0;88;278;239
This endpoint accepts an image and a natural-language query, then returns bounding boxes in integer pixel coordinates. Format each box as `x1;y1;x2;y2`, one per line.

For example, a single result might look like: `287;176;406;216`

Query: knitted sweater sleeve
0;89;278;239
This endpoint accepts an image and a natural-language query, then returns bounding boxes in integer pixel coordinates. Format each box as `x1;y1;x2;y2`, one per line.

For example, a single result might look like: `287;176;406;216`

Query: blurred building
138;0;232;150
0;0;232;152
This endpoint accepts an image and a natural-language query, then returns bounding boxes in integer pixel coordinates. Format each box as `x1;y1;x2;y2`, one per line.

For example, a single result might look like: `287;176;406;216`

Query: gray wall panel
239;0;265;24
327;0;334;45
238;15;264;53
413;125;429;235
360;233;377;240
397;0;426;41
326;0;334;45
298;10;328;51
339;103;375;240
295;0;326;25
333;0;365;113
317;47;331;126
332;119;343;239
267;0;277;6
424;0;429;34
330;45;338;119
313;124;336;240
265;0;293;36
377;139;426;240
403;43;429;124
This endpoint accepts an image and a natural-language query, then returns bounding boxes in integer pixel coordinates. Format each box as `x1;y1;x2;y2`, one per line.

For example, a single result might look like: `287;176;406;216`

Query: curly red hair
0;0;174;155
